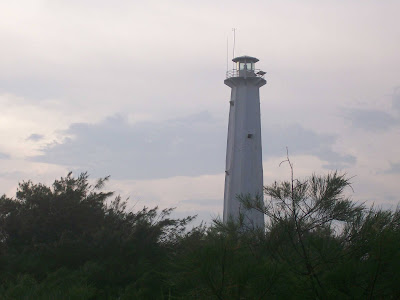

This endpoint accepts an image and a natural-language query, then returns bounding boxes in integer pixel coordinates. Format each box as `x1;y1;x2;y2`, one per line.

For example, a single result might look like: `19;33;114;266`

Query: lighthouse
223;55;266;229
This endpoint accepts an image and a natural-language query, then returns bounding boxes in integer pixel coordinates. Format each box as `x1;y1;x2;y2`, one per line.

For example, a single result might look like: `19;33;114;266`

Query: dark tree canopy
0;172;399;299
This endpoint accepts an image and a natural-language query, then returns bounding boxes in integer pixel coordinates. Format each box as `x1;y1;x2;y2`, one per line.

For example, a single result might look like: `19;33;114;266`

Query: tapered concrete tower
223;55;266;229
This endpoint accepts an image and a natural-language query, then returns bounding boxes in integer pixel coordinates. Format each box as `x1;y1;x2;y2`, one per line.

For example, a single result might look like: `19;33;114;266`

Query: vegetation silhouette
0;171;399;299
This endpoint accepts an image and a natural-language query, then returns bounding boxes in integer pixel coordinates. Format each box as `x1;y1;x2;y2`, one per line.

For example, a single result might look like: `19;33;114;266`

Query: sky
1;0;399;225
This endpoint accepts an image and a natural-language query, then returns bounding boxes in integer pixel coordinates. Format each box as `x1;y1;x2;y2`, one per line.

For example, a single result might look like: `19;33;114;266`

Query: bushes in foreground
0;172;399;299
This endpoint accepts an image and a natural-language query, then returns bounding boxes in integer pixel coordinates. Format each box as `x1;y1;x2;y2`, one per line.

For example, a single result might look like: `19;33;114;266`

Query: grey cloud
263;124;356;168
31;112;355;180
0;78;66;101
0;171;23;179
384;162;400;174
33;112;226;179
345;109;399;131
392;87;400;112
181;198;221;207
0;152;10;159
26;134;45;142
322;160;356;170
384;195;397;202
171;209;219;227
345;87;400;131
373;202;398;212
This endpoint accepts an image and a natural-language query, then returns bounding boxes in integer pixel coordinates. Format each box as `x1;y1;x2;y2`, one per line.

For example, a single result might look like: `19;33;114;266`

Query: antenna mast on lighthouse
232;28;236;69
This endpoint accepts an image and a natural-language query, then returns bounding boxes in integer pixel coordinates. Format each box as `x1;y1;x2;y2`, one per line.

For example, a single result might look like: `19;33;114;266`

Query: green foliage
168;221;279;299
0;172;194;299
0;171;399;299
240;167;400;299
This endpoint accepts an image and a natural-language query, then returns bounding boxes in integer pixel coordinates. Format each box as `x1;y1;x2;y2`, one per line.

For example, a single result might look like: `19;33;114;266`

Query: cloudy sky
1;1;399;224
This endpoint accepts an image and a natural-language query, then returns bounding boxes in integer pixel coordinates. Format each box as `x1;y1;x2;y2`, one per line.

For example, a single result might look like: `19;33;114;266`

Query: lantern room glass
236;62;255;70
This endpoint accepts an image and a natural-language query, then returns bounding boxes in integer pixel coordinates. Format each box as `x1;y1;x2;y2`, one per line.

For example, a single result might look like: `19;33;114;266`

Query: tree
330;207;400;299
168;220;281;299
0;172;195;298
1;171;399;299
241;154;364;299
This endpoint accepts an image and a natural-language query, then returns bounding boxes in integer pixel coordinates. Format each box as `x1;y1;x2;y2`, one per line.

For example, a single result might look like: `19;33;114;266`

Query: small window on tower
247;133;253;138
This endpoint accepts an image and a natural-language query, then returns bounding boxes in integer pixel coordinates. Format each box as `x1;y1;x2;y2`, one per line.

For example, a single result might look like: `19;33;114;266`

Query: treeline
0;172;399;299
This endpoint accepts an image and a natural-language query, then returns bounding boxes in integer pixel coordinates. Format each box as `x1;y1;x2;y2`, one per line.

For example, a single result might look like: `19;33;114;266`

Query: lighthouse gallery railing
226;69;266;79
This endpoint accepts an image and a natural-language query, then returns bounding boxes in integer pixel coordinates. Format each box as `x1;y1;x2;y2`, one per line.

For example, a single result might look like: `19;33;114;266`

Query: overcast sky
1;1;399;224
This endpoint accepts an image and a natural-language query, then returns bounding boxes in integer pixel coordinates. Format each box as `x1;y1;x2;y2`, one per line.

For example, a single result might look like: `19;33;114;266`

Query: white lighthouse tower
223;55;266;229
